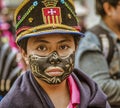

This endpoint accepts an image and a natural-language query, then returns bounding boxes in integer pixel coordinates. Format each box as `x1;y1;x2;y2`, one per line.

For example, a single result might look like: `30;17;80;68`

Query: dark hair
18;35;80;53
95;0;120;17
74;35;81;48
18;38;29;53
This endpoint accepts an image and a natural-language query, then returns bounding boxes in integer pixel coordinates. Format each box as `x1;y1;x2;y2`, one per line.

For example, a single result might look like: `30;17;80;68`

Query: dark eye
59;45;69;50
37;45;47;51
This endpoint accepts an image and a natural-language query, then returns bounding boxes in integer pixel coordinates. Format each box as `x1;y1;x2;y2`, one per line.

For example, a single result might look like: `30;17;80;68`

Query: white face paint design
29;51;75;84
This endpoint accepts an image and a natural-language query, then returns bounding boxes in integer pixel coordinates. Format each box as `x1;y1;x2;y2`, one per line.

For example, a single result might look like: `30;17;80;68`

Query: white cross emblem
48;9;56;15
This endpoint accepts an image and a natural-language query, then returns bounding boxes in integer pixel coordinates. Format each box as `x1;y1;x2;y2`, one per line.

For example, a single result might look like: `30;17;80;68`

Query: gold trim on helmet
16;24;78;42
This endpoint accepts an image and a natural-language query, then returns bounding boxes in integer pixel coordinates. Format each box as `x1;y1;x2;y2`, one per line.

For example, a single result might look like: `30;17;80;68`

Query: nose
48;52;61;65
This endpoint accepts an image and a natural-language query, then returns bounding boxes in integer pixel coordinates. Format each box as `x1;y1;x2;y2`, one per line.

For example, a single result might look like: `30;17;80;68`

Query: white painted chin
45;66;64;77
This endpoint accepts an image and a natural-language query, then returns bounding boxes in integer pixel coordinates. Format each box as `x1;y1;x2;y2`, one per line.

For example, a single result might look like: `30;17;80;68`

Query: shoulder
75;25;103;64
73;68;98;88
75;30;102;67
76;29;101;56
0;72;34;107
80;31;101;50
72;68;109;107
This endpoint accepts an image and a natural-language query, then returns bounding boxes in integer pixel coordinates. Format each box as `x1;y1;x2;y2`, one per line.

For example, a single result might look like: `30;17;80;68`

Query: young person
0;0;110;108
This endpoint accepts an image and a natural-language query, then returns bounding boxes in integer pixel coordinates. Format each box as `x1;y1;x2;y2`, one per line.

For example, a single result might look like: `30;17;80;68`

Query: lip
45;67;64;77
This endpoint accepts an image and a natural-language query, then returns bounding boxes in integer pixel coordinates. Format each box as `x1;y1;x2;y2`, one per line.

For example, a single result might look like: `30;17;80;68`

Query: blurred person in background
75;0;120;107
0;35;22;101
0;3;27;71
0;3;24;101
0;7;17;49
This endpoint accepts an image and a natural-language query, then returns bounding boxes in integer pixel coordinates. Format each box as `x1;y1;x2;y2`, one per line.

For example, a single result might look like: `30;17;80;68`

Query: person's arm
75;32;120;106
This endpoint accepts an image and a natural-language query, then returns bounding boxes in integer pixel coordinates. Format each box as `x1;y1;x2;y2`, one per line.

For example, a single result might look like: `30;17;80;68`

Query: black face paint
29;51;75;84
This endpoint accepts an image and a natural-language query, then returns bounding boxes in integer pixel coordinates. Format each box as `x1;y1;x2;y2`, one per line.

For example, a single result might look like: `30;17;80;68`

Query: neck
103;17;120;39
35;77;68;93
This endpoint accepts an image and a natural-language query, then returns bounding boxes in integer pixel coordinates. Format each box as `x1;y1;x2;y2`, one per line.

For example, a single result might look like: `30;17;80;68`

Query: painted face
29;51;75;84
24;34;76;84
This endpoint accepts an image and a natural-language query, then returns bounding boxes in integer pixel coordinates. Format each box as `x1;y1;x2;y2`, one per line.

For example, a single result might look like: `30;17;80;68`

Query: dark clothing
0;69;110;108
0;43;22;100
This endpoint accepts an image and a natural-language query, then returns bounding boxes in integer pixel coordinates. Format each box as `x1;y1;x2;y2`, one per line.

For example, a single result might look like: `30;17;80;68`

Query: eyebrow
33;39;50;44
57;39;72;44
33;38;72;44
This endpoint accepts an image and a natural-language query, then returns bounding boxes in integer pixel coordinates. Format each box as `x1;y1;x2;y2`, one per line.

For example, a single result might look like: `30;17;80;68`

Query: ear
19;47;29;65
103;2;114;16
